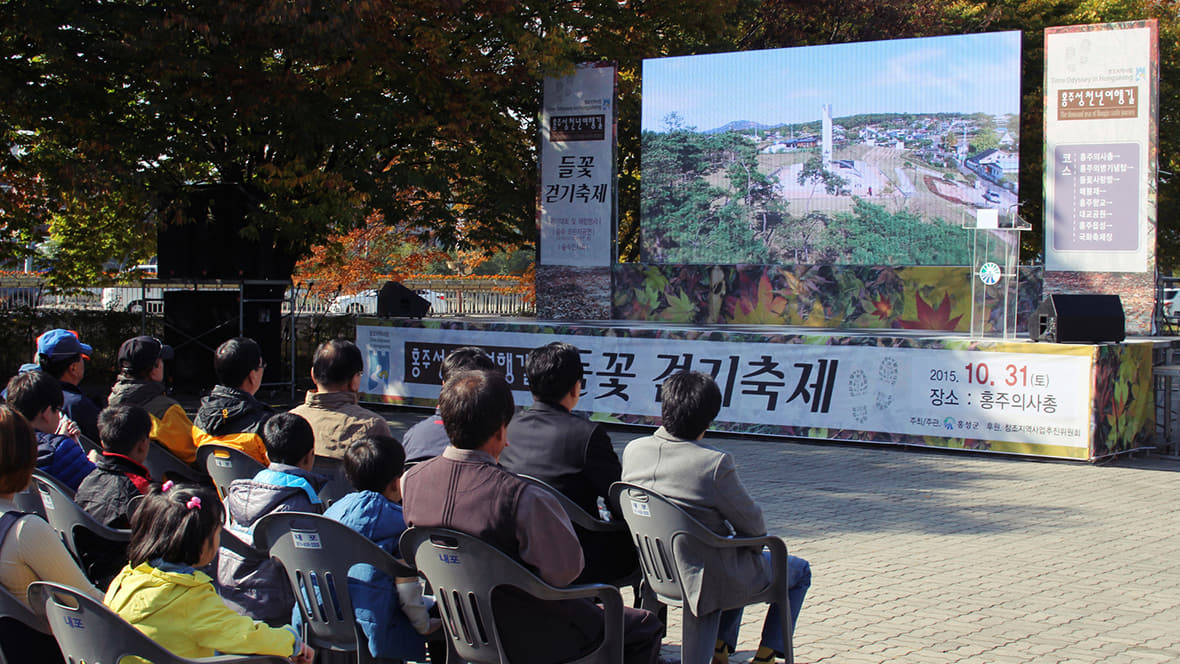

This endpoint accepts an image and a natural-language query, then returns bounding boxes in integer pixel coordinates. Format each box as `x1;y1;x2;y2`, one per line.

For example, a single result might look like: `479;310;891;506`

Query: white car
101;263;161;313
328;289;445;315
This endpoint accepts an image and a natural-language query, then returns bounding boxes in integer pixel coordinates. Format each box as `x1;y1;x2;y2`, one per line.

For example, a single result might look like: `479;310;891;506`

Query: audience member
108;335;198;465
105;481;313;662
621;372;811;664
499;341;637;584
400;346;495;462
36;329;102;443
0;404;98;663
76;405;154;528
402;369;663;664
319;435;440;662
5;371;95;490
192;337;274;465
219;412;327;625
290;339;391;475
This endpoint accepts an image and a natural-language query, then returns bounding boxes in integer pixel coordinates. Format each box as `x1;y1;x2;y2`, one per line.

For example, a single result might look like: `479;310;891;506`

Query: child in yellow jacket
105;481;313;662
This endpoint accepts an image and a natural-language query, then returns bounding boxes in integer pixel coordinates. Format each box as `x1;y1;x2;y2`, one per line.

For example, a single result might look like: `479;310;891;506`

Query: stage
355;317;1159;461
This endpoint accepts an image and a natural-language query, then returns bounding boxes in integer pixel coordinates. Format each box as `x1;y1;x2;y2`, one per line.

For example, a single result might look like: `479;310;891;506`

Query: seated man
403;369;663;664
4;371;95;490
76;405;154;528
499;342;637;584
108;336;198;465
219;412;327;625
290;339;391;475
36;329;102;443
193;337;274;465
321;435;440;662
621;372;811;664
400;346;495;463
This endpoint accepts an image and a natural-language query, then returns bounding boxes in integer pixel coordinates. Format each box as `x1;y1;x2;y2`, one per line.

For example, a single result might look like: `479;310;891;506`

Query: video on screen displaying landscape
640;32;1022;265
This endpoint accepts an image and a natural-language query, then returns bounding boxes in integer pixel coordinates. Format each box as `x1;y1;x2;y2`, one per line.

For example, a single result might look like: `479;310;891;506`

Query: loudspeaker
164;291;241;389
158;184;296;280
1030;294;1125;343
377;281;430;318
242;283;285;383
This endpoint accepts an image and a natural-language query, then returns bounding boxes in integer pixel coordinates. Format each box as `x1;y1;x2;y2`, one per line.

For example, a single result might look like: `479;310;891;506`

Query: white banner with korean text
1044;21;1157;273
538;62;616;267
358;325;1093;450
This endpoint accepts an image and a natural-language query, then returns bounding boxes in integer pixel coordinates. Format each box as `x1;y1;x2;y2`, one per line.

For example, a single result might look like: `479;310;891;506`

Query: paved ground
377;407;1180;664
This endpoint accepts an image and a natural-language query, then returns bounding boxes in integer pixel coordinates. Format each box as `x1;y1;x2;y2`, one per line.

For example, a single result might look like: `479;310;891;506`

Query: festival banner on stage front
358;323;1096;457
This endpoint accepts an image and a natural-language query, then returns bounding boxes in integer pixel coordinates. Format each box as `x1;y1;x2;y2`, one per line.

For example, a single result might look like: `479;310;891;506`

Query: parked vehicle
327;289;445;315
100;263;161;313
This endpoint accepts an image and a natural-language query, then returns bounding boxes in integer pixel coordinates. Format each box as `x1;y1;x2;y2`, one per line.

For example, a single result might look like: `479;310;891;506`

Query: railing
0;277;534;317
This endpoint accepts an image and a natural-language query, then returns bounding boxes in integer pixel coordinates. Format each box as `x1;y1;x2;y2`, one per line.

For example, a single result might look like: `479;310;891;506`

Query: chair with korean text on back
253;512;416;664
197;443;266;501
27;581;288;664
609;482;794;664
399;526;624;664
33;474;130;588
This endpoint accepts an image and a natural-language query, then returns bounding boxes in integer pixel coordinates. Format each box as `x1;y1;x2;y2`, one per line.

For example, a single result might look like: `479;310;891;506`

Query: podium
967;207;1030;339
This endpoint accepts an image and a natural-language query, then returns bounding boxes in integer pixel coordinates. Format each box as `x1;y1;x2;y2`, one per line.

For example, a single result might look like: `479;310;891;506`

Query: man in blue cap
36;328;102;443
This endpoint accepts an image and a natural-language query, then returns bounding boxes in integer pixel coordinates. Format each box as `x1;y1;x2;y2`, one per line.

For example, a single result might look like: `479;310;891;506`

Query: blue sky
641;32;1022;132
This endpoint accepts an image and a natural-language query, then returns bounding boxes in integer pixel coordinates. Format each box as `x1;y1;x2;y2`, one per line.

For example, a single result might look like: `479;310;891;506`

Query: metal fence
0;277;534;317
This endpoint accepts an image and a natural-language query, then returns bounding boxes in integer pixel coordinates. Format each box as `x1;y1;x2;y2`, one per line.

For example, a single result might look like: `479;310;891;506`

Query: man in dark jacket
76;405;154;528
193;337;274;465
4;370;95;490
36;328;102;443
108;335;197;465
403;370;663;664
498;342;637;585
401;346;496;462
218;412;327;625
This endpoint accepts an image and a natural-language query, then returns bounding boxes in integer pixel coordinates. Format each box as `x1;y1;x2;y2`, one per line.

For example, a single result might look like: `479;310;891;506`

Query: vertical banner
536;63;617;319
1043;21;1158;333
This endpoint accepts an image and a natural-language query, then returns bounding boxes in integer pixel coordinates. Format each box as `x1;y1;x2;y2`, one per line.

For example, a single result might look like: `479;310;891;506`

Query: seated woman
0;404;102;663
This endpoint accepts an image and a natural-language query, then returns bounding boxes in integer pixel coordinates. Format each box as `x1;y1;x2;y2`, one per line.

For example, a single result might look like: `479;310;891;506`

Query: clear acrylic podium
966;208;1030;339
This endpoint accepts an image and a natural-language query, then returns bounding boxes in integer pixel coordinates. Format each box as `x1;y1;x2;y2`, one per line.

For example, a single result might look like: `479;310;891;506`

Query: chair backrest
27;581;287;664
33;474;130;581
144;441;207;485
197;444;266;501
516;475;624;535
253;512;414;661
12;479;45;519
399;526;624;664
316;475;353;510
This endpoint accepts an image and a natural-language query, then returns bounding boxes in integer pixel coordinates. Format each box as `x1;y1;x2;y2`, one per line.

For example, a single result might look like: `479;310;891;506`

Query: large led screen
641;32;1022;265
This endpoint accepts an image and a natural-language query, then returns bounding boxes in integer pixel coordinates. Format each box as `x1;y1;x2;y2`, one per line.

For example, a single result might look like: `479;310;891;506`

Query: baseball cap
118;336;175;375
36;329;93;360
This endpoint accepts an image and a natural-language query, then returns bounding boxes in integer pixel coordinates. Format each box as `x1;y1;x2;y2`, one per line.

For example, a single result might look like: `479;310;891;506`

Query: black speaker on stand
1029;294;1125;343
164;291;241;390
377;281;430;318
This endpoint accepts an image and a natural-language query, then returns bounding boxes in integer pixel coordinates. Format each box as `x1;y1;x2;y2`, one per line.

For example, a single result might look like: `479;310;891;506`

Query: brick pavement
383;408;1180;664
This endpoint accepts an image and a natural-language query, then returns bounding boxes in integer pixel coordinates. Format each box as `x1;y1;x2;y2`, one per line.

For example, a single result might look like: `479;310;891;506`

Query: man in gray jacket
621;371;811;664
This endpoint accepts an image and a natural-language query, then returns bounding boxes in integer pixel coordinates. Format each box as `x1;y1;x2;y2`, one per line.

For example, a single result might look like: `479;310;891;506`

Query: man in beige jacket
291;339;391;474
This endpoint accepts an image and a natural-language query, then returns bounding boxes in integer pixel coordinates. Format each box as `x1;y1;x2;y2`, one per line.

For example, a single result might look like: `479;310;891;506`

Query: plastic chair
609;482;794;664
517;474;642;590
33;474;130;585
27;581;288;664
399;526;624;664
145;441;208;484
197;444;266;501
0;579;55;664
316;475;353;510
253;512;416;663
12;475;47;519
